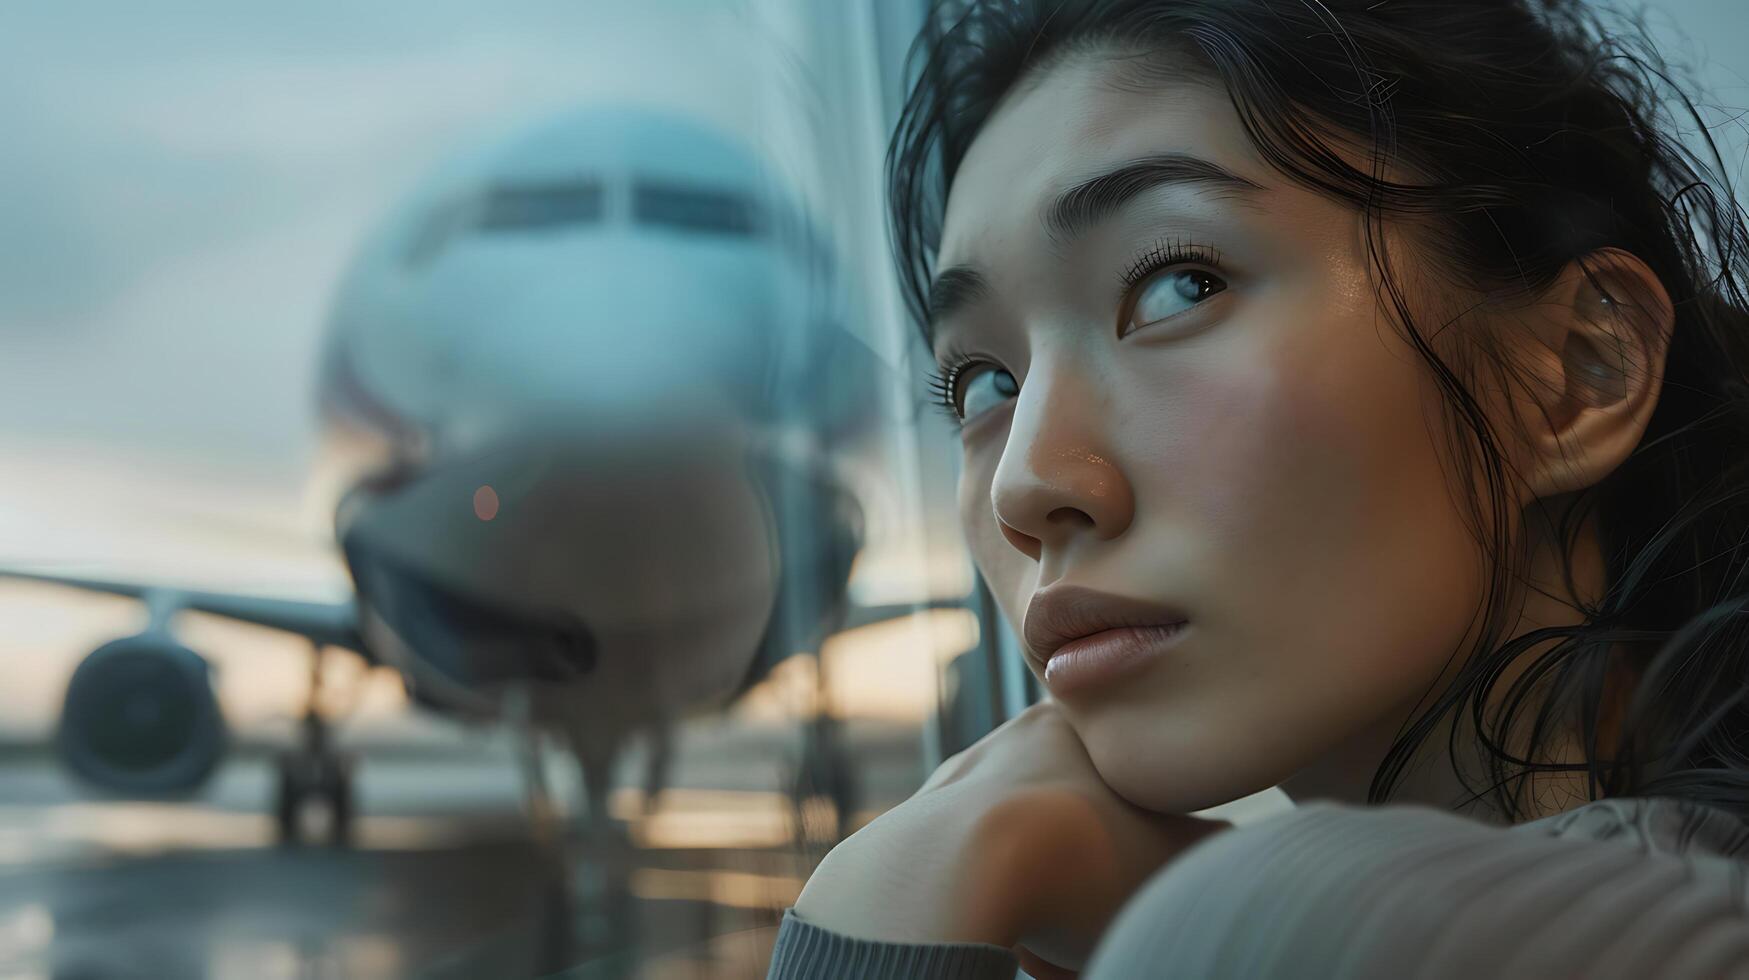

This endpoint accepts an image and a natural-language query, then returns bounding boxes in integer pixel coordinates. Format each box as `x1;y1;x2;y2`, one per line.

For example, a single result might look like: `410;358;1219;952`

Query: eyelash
924;344;979;426
1121;237;1224;290
924;237;1226;426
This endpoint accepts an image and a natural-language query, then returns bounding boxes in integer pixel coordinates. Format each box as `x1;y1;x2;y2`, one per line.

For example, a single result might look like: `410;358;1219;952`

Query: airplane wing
0;568;364;652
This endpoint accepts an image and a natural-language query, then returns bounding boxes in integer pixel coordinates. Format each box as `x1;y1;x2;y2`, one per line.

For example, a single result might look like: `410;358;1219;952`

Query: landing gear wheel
274;748;356;847
326;754;355;847
274;754;301;844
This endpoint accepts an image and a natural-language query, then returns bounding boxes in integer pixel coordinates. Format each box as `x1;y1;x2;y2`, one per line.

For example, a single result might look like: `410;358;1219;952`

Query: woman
770;0;1749;976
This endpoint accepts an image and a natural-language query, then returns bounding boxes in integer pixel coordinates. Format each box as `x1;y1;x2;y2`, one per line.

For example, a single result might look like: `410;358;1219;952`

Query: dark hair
889;0;1749;822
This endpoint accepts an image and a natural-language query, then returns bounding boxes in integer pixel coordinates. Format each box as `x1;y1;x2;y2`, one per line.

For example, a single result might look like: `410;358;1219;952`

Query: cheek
1153;308;1487;703
1076;315;1491;810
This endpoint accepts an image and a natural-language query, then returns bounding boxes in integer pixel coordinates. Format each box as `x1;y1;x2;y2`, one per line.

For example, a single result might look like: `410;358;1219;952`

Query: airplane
2;104;926;850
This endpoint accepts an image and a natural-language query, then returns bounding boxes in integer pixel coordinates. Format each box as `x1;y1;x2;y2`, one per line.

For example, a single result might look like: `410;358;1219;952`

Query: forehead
938;52;1269;267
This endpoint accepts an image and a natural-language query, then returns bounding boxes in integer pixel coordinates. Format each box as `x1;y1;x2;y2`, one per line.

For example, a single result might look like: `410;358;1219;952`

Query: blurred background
0;1;1743;978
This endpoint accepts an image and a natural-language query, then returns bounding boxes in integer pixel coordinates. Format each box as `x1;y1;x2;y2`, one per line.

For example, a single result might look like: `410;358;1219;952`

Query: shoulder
1513;795;1749;859
1081;797;1749;979
1134;796;1749;898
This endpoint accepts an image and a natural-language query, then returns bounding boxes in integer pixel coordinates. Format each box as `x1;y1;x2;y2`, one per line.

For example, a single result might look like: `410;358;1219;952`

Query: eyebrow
927;153;1264;328
927;267;992;329
1049;152;1265;242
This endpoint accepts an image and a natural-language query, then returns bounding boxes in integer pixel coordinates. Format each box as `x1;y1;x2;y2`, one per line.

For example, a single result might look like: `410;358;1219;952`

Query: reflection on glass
0;2;972;978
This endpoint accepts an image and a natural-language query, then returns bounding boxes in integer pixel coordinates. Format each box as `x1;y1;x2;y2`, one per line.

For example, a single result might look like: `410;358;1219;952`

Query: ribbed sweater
766;796;1749;979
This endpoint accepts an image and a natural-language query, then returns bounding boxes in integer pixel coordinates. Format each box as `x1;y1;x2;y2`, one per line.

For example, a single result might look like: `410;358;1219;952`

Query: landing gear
274;734;355;846
640;719;673;817
790;711;857;846
274;644;357;847
566;732;636;962
570;730;632;851
787;645;858;847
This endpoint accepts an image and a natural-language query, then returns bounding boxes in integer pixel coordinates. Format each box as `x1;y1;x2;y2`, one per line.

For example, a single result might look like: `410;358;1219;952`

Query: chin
1073;708;1287;815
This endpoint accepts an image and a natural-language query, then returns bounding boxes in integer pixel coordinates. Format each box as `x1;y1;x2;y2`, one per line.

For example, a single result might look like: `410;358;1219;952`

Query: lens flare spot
473;485;499;521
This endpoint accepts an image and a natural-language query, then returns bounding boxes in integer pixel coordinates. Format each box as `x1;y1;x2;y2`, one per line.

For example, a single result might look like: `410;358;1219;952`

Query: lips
1022;584;1190;668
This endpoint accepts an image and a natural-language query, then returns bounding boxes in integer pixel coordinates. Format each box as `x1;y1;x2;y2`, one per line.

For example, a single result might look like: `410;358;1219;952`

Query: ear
1506;247;1674;502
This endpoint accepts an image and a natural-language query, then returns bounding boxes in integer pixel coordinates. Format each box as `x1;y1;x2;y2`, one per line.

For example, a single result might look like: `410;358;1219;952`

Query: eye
956;363;1019;421
1121;266;1228;337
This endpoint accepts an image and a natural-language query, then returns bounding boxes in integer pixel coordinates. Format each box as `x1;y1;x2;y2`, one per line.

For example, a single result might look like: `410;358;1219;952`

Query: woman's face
934;53;1492;813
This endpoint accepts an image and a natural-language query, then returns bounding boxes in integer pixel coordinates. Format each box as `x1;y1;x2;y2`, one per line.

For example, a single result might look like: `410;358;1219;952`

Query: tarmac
0;715;926;980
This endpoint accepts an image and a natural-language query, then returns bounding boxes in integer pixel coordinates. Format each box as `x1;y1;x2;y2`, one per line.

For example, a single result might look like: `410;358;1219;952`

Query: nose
989;367;1135;562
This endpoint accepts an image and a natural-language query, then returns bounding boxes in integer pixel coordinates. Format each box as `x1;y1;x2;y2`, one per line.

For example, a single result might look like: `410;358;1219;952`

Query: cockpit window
401;181;605;267
475;180;605;231
403;178;768;268
631;180;759;235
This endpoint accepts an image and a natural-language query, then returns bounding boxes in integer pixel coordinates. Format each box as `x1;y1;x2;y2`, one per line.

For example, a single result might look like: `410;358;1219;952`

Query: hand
791;700;1231;973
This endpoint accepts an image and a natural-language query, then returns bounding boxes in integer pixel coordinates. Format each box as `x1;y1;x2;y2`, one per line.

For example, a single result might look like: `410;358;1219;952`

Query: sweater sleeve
1084;796;1749;980
764;907;1019;980
764;796;1749;979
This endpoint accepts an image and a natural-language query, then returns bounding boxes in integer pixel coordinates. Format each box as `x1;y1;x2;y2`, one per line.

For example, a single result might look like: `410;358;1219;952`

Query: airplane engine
56;632;227;797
